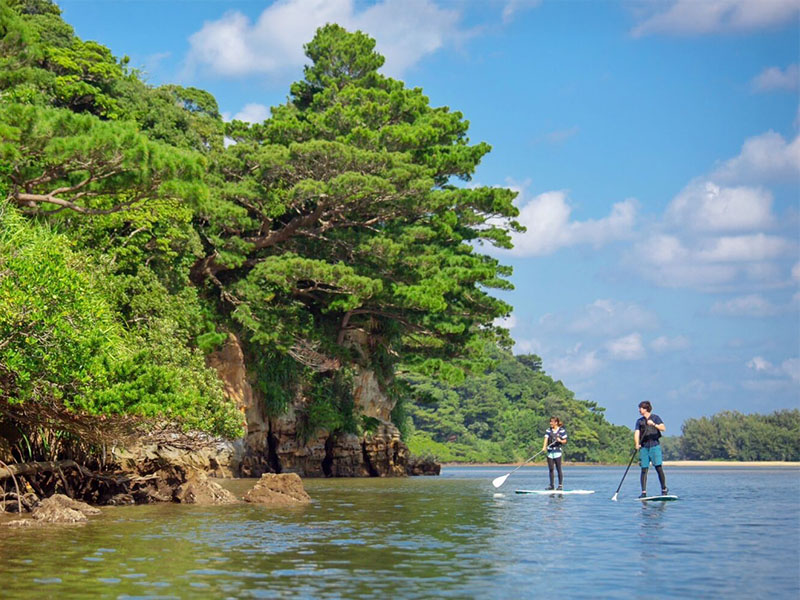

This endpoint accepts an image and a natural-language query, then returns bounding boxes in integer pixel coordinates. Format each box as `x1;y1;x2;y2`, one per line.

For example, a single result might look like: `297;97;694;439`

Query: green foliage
0;0;128;117
0;102;206;215
297;369;358;442
404;345;631;463
679;410;800;461
197;24;522;386
0;200;243;438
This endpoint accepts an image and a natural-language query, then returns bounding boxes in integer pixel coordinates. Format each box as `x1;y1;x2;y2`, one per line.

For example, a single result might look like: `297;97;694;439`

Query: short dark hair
638;401;652;411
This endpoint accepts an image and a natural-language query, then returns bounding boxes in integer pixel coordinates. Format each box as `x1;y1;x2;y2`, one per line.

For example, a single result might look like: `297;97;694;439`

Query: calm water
3;466;799;599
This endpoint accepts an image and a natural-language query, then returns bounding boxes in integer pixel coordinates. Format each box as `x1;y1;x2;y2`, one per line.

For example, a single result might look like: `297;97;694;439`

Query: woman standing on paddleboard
543;416;567;490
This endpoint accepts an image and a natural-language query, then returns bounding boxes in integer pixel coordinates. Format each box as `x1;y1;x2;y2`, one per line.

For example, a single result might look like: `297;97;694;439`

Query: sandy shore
442;460;800;467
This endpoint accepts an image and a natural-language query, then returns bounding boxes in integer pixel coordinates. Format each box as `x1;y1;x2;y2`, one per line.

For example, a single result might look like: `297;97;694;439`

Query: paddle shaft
612;447;638;498
504;443;560;476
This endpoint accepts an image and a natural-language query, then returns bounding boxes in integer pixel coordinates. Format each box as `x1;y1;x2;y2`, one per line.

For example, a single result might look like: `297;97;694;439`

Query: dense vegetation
661;410;800;461
0;0;529;459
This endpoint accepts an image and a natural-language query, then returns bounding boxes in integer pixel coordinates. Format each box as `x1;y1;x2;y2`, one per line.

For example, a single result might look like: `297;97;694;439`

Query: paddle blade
492;474;509;488
611;493;618;502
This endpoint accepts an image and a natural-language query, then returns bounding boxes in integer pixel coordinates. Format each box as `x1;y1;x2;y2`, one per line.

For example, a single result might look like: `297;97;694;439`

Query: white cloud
752;64;800;92
549;344;604;378
747;355;775;372
666;180;775;232
606;333;646;360
710;131;800;183
711;294;781;317
631;0;800;37
184;0;464;79
792;262;800;282
494;314;517;329
695;234;795;262
632;232;795;290
506;189;637;256
633;127;800;292
747;356;800;382
230;103;271;124
650;335;690;352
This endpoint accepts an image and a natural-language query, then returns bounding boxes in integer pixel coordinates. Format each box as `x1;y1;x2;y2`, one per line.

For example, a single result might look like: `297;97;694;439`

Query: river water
3;465;799;599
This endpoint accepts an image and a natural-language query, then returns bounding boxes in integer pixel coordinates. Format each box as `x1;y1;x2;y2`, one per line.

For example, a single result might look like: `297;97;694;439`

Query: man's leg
652;446;667;493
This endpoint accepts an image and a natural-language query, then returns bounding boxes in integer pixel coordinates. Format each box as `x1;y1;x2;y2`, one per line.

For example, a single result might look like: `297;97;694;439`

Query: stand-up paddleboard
515;489;595;495
638;494;679;502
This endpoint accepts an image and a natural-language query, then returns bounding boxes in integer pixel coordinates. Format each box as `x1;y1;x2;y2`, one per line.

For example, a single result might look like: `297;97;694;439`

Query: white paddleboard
638;494;679;502
515;489;595;495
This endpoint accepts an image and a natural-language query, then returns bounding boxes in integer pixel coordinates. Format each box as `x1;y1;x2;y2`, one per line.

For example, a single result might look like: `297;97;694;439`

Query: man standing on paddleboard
634;401;668;498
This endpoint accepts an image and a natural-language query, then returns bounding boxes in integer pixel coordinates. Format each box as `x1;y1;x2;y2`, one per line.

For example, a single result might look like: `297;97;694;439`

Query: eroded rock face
112;437;244;480
206;333;414;478
206;334;270;472
174;471;238;505
362;422;408;477
243;473;311;506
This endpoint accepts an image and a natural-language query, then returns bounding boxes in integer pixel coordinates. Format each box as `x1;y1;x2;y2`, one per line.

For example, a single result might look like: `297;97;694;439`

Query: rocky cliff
206;334;410;477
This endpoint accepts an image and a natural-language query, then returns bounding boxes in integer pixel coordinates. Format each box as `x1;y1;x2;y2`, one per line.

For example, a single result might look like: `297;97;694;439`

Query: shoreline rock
243;473;311;506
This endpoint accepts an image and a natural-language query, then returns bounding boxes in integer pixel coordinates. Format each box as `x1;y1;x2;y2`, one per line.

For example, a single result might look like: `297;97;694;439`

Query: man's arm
634;428;641;449
647;416;666;432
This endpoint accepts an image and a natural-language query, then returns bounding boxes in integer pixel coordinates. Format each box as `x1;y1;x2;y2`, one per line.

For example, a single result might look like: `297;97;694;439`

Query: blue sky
57;0;800;429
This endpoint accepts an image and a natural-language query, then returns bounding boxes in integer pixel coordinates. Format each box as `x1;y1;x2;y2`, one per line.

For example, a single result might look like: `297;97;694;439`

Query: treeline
661;410;800;461
402;347;632;463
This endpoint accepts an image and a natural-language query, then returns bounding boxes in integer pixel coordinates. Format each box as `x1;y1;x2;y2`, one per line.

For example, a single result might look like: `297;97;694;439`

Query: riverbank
441;460;800;467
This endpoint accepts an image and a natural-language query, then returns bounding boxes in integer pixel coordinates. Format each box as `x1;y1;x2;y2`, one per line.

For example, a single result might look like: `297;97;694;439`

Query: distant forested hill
400;347;632;463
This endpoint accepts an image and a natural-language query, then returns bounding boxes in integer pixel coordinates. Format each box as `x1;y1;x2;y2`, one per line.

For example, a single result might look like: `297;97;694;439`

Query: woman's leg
555;456;563;487
547;457;555;488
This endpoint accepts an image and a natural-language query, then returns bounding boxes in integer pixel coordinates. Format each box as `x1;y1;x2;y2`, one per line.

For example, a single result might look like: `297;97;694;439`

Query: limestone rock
362;422;408;477
206;333;270;466
112;437;244;480
32;494;100;524
174;471;238;505
243;473;311;506
407;455;441;476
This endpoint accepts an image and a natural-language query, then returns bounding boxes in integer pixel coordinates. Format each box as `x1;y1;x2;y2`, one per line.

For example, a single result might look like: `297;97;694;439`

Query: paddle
491;444;556;489
611;447;638;501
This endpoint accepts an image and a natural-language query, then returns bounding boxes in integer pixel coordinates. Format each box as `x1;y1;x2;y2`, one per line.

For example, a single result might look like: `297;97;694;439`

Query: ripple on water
3;467;799;599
